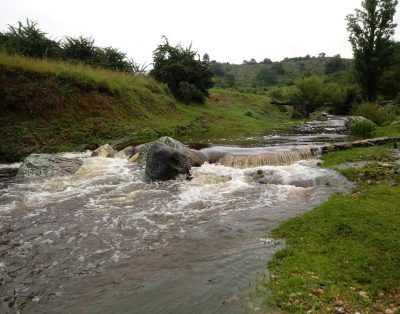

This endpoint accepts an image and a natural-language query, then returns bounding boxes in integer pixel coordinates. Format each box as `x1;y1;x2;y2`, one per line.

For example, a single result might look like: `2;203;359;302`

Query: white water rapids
0;148;351;313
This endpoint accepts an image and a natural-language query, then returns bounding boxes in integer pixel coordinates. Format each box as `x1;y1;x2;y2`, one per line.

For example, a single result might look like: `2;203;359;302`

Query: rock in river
114;146;136;159
91;144;115;158
17;154;83;178
145;142;192;181
139;136;206;167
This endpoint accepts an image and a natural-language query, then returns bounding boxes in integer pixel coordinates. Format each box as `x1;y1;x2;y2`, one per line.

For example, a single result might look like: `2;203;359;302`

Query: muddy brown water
0;123;352;314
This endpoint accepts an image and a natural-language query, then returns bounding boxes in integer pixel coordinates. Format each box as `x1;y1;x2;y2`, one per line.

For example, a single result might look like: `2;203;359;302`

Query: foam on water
0;151;351;313
0;162;22;169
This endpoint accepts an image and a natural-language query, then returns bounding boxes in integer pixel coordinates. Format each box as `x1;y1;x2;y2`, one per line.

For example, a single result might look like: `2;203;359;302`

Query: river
0;117;352;313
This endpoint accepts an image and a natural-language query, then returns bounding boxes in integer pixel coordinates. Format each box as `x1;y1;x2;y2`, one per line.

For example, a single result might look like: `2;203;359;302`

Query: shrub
175;82;205;103
353;102;396;125
350;120;376;137
0;19;61;58
150;37;214;103
0;20;140;74
62;36;97;64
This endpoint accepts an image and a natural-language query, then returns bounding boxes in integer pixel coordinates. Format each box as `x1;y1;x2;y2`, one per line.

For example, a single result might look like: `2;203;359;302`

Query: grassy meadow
259;146;400;313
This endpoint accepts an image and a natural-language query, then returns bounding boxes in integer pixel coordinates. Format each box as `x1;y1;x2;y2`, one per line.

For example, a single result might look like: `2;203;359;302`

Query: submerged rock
145;142;192;180
114;146;136;159
18;154;83;178
128;153;139;163
91;144;115;158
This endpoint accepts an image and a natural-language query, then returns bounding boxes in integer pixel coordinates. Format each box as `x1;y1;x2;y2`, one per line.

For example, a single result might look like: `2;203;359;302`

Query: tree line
1;0;399;109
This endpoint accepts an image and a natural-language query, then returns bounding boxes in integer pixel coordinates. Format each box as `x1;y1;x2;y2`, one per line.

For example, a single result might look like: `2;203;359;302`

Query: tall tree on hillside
346;0;398;100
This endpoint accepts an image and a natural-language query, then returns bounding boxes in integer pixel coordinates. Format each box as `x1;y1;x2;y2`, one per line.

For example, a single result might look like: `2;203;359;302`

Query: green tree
346;0;398;100
379;41;400;98
261;58;273;64
325;54;346;74
289;76;347;117
271;62;286;75
202;53;210;61
256;68;277;85
151;37;214;103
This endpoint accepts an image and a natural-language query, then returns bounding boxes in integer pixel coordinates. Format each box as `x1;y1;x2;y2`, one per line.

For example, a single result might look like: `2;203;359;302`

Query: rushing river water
0;119;353;314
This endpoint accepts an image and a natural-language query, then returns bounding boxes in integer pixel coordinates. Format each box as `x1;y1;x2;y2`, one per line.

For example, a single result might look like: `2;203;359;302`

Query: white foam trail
0;151;347;259
0;162;22;169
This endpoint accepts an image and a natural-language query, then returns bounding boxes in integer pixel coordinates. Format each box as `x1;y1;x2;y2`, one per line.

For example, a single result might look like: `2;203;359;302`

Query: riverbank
0;52;292;162
259;145;400;313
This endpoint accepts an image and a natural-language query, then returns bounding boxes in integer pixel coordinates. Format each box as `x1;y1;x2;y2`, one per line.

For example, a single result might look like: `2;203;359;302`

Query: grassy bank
0;52;292;162
259;146;400;313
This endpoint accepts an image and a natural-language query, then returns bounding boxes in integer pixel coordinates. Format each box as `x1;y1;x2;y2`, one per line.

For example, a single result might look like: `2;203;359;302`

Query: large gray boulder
145;142;192;181
138;137;206;166
17;154;83;178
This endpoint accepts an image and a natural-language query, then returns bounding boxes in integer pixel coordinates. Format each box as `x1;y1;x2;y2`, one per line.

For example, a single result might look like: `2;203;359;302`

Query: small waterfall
218;147;320;168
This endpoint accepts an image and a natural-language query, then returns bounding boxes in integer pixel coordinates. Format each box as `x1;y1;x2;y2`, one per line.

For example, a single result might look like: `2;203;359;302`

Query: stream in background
0;117;352;313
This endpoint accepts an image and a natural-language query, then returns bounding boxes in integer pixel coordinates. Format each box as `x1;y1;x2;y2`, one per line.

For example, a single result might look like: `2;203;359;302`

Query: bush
175;82;205;103
62;36;97;64
150;37;214;103
0;20;140;74
0;19;61;58
350;120;376;137
353;102;396;125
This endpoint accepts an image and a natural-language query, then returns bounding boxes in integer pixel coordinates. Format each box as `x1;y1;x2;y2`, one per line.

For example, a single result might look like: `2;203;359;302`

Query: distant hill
209;55;353;91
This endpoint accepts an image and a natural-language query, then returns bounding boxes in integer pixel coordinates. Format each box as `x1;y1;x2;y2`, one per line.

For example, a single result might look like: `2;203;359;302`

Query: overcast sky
1;0;400;65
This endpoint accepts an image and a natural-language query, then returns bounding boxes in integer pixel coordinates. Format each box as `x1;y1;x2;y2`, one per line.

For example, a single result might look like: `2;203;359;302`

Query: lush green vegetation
0;53;292;162
0;19;141;73
209;55;352;92
374;121;400;137
150;37;214;103
349;120;376;137
259;146;400;313
353;102;398;125
319;147;395;168
347;0;398;100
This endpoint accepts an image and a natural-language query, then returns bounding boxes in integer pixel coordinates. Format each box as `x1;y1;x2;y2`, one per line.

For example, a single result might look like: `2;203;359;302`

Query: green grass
374;121;400;138
259;148;400;313
321;147;394;168
0;53;292;161
0;51;160;92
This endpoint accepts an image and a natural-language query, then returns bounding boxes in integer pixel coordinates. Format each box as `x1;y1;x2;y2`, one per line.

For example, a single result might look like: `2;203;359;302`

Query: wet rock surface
114;146;136;159
145;142;192;180
17;154;83;178
321;137;400;154
91;144;115;158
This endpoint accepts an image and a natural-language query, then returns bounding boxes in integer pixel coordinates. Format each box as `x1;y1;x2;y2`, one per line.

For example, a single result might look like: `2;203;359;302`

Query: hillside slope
211;56;352;91
0;53;291;161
